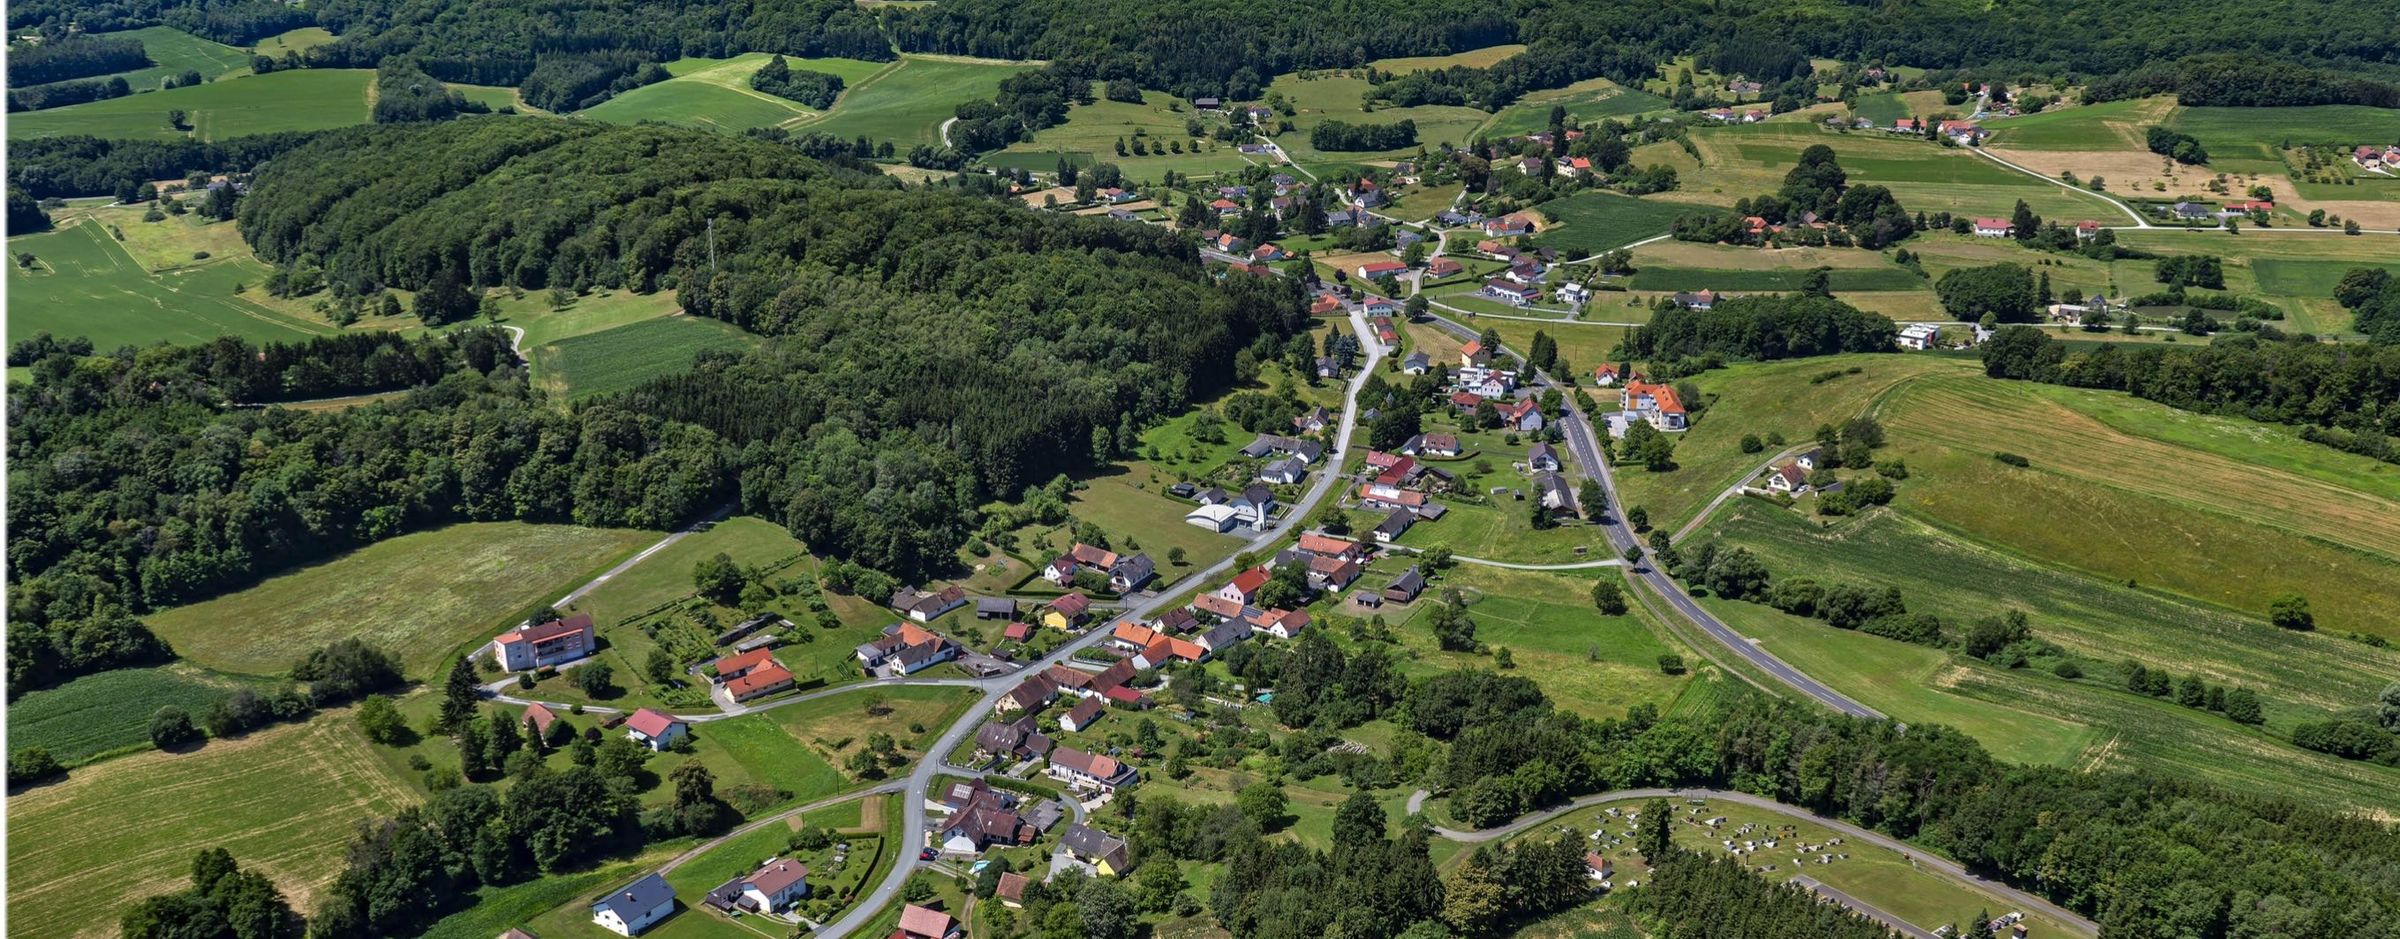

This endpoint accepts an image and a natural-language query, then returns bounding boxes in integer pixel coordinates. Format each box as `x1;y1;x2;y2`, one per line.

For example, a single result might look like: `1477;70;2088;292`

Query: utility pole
707;217;718;277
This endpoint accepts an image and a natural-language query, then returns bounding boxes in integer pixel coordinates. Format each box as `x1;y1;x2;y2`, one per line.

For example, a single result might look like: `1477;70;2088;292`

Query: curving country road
1406;786;2096;937
812;301;1388;938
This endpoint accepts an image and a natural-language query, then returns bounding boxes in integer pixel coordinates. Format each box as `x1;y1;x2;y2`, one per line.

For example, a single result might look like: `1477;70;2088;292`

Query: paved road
1668;444;1810;544
1414;310;1881;719
1408;787;2095;938
813;303;1387;938
1963;145;2148;227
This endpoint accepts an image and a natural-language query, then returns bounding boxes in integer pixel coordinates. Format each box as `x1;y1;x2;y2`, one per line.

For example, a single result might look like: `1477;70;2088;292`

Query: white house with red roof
1972;217;2013;237
709;648;795;707
1622;379;1688;432
1216;567;1271;605
489;613;596;671
623;708;688;751
1355;258;1409;280
897;903;960;939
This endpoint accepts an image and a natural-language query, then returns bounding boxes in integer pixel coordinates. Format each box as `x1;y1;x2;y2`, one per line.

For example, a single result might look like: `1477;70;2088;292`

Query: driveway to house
1406;786;2094;938
812;301;1387;938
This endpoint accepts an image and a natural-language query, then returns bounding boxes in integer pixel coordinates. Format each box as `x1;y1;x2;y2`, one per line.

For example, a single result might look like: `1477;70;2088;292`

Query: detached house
1401;433;1462;458
889;585;968;623
1060;824;1133;877
490;613;596;671
1528;442;1561;472
897;904;959;939
702;859;809;915
973;715;1053;764
1402;351;1432;374
1048;746;1137;791
591;873;676;936
855;622;961;676
1495;397;1544;432
623;709;689;752
996;673;1060;715
709;648;795;707
1622;379;1689;432
1972;217;2013;238
1060;696;1108;733
1482;213;1535;237
1217;567;1271;606
1042;593;1093;631
1482;278;1541;307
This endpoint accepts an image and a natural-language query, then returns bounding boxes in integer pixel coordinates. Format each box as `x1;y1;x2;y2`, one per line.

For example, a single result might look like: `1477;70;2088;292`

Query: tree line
6;32;149;87
1308;119;1419;152
6;131;325;199
749;53;845;109
1627;295;1900;363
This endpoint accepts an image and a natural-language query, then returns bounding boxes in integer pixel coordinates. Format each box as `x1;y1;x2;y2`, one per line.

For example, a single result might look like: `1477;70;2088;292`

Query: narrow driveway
1410;786;2095;938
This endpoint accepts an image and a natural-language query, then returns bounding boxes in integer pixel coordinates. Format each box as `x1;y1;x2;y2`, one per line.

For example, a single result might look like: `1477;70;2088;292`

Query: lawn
5;220;337;349
1608;353;1962;532
5;664;256;765
145;522;661;678
6;711;422;939
503;287;685;348
1848;90;1948;127
533;315;760;400
1056;464;1250;575
566;516;810;627
802;55;1037;148
8;69;373;142
581;54;890;134
1531;192;1696;256
1382;420;1612;565
1383;565;1692;720
252;26;336;58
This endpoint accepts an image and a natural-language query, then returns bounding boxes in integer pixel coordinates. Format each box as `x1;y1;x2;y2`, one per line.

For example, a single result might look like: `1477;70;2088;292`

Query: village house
489;613;597;671
591;872;676;936
1972;217;2013;238
1426;257;1464;277
1060;696;1108;733
1460;341;1492;368
1356;258;1409;280
1254;608;1311;639
1060;824;1134;877
1482;278;1542;307
523;701;560;741
1896;322;1941;351
995;873;1029;908
1383;566;1428;604
1528;442;1561;472
1621;379;1689;432
897;903;959;939
1496;397;1544;432
1195;618;1254;653
855;622;962;676
1294;405;1333;434
622;709;689;752
996;673;1059;714
1372;507;1416;543
888;584;968;623
1216;567;1271;606
1402;433;1462;458
1557;282;1590;305
1041;593;1092;631
702;859;809;915
2075;220;2103;240
1532;473;1575;512
973;715;1053;763
976;597;1017;621
2171;201;2212;221
930;779;1033;854
1670;289;1718;310
1401;351;1432;374
1360;295;1399;316
1939;120;1985;144
1309;292;1344;316
1592;364;1621;386
1481;213;1535;237
1048;746;1137;791
1891;118;1922;134
709;648;795;707
1240;433;1324;463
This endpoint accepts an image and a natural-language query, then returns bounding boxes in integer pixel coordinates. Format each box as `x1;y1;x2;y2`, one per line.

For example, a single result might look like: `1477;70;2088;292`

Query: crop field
1267;71;1490;161
1629;240;1900;271
801;55;1035;147
1880;374;2400;636
5;221;337;348
1982;97;2173;152
1671;124;2116;221
1848;90;1948;126
1482;78;1671;139
146;522;660;677
1627;266;1924;292
995;88;1260;178
581;54;889;133
23;26;255;94
6;713;422;939
6;665;252;765
1541;796;2086;938
533;315;759;400
8;69;372;142
252;26;335;58
1531;191;1699;255
1609;353;1962;531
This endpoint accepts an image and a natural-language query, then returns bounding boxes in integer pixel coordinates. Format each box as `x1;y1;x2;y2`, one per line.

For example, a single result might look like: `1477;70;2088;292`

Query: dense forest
1628;295;1900;362
7;32;150;87
370;58;489;124
1309;119;1419;152
5;132;324;199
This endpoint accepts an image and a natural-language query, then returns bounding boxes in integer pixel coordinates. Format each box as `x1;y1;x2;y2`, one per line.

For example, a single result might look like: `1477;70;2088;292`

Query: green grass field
1849;90;1948;127
6;711;422;939
994;87;1259;178
1371;45;1527;74
534;315;759;400
1627;266;1924;292
801;55;1035;147
5;665;256;765
5;220;337;348
1674;123;2117;221
581;54;889;133
2170;104;2400;159
1609;354;1962;531
252;27;336;58
8;69;372;142
1268;70;1490;161
1482;79;1671;139
1531;192;1699;255
146;522;661;678
1981;97;2170;152
20;26;255;94
1384;565;1692;719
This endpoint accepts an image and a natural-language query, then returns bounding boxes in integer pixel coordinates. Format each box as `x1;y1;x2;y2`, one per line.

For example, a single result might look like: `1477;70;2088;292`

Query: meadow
533;315;759;400
1372;45;1527;74
2169;104;2400;159
5;712;422;939
993;88;1258;178
1981;97;2172;153
1382;564;1693;720
580;54;890;134
1848;90;1948;127
1627;266;1923;292
1266;70;1489;162
1531;191;1700;256
801;55;1036;148
1876;373;2400;640
252;27;336;58
145;522;661;678
8;69;373;142
6;665;252;765
5;220;336;348
1536;796;2088;938
1607;353;1961;532
1481;78;1670;139
1671;123;2116;221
